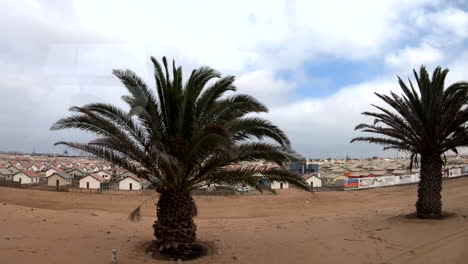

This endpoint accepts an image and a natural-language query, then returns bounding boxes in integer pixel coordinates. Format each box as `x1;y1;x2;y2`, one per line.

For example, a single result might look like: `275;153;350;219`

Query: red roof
86;173;104;182
22;170;40;178
120;175;143;182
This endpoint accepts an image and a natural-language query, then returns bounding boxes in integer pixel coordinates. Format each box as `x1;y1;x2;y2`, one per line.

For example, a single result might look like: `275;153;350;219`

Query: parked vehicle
237;186;251;192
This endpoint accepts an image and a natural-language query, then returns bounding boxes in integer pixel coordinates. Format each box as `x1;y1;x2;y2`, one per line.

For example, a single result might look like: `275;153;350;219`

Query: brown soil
0;178;467;264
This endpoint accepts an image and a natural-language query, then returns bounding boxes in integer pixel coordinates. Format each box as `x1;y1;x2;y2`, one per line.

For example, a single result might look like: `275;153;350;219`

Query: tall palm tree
51;57;308;255
351;66;468;219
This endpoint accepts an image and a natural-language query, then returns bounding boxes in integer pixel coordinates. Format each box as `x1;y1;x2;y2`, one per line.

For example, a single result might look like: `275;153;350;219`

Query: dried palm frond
128;195;157;222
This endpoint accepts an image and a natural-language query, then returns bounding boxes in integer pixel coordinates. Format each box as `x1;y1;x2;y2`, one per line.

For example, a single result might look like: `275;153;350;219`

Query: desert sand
0;178;467;264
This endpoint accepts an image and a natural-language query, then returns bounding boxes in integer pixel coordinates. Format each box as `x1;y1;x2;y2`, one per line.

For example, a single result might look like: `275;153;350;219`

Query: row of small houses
0;167;147;191
0;161;321;191
0;160;115;175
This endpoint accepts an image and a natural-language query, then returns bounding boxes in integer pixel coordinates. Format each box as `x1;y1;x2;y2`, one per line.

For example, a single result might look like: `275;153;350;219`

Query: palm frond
229;117;291;148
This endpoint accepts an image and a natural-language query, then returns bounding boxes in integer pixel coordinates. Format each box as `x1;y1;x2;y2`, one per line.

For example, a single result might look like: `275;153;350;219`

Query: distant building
290;161;320;175
302;173;322;188
13;171;40;184
290;162;305;174
0;168;13;181
95;170;112;181
45;167;63;177
270;181;289;190
47;172;72;187
79;173;104;189
119;175;143;190
66;168;87;179
322;174;348;187
306;163;320;173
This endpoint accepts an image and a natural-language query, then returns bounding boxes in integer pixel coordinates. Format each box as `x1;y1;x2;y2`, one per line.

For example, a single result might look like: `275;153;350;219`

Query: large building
290;161;320;175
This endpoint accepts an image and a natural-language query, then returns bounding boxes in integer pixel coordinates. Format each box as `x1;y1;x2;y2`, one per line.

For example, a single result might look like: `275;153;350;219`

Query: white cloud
262;78;397;158
446;51;468;85
414;7;468;42
235;70;296;106
0;0;467;157
23;0;441;73
263;59;468;158
385;44;445;70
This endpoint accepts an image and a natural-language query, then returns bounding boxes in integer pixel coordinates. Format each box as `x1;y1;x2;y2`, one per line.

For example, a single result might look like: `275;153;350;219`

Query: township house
67;168;87;178
322;174;349;186
45;167;63;177
95;170;112;181
0;168;14;181
13;171;41;184
6;164;21;175
47;172;72;187
302;173;322;188
79;173;104;189
22;163;39;171
270;181;289;189
119;175;143;190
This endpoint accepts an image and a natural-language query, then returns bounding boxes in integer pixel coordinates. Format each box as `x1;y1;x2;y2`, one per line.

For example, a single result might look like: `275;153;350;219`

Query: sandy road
0;178;467;264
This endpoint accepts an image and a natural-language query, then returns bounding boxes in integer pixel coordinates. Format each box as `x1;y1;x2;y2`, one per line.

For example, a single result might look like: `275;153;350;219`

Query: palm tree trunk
416;155;443;218
153;191;197;254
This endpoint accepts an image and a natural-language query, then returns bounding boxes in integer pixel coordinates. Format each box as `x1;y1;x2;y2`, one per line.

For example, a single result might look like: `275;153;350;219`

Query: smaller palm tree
351;66;468;218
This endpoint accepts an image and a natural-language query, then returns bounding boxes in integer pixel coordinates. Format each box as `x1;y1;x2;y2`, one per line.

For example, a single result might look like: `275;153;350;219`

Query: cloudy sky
1;0;468;158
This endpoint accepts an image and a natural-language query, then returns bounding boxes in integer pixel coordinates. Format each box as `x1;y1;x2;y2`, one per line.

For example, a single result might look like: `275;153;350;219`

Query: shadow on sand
142;240;216;261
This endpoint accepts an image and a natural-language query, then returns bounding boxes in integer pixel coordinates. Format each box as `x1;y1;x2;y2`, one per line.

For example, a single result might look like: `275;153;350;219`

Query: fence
0;180;22;188
69;187;102;194
28;185;70;192
311;186;345;192
344;170;468;190
0;180;44;189
68;186;145;195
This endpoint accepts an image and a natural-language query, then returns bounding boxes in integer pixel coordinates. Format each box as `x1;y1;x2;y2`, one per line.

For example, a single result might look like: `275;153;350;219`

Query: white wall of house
13;172;38;184
96;171;111;180
45;168;60;177
26;165;39;171
47;174;72;186
305;176;322;187
270;181;289;189
449;168;462;178
79;175;102;189
119;177;142;190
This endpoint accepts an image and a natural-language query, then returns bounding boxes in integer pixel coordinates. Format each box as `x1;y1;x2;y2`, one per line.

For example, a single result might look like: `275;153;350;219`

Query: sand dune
0;178;467;264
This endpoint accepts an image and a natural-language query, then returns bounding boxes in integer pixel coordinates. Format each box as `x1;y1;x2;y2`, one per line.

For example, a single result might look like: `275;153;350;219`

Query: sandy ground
0;178;467;264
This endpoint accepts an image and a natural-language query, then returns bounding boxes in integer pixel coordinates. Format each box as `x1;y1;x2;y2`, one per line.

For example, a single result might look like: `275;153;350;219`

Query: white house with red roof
95;170;112;181
22;163;39;171
79;173;104;189
13;171;40;184
45;167;63;177
118;175;143;190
